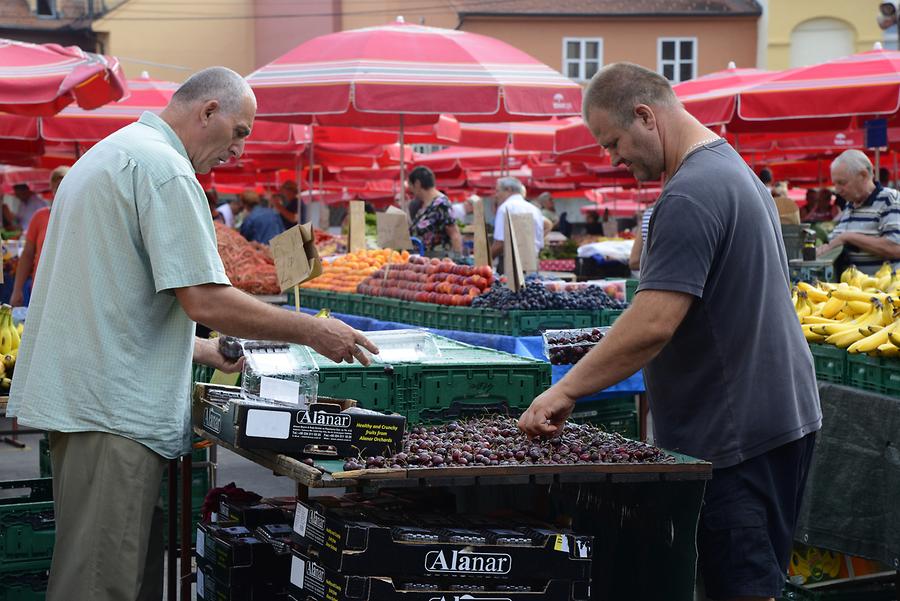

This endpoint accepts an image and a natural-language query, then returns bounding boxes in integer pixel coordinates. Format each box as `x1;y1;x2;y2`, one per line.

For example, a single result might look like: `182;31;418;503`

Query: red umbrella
672;63;777;126
0;38;128;117
247;17;582;126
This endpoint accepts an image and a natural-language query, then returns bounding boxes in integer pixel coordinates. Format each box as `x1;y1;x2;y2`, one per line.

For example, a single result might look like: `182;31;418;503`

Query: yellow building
762;0;886;69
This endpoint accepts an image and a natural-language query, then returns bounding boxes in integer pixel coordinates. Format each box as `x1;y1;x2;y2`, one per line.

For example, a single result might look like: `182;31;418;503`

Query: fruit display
0;305;22;393
538;259;576;272
302;249;409;293
471;281;626;311
543;327;609;365
214;222;280;295
314;229;343;257
540;280;627;302
341;415;672;471
794;263;900;356
356;256;494;306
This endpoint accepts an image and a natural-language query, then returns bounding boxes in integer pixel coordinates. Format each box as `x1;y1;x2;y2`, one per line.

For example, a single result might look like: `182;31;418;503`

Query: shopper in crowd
801;188;837;223
11;183;48;231
206;189;225;224
535;191;559;229
7;66;377;601
519;62;821;601
408;165;462;253
490;177;546;263
238;188;284;244
214;192;236;228
272;179;303;228
817;150;900;273
10;166;69;307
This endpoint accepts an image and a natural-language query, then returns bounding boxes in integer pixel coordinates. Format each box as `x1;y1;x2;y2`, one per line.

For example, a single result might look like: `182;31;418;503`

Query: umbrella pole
875;148;881;177
306;124;316;225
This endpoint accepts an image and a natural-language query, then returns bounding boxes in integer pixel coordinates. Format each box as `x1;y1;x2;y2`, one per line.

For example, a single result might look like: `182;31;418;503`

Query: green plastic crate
809;344;847;384
625;279;638;302
506;309;602;336
0;479;54;569
316;364;398;413
779;575;896;600
0;567;49;601
569;396;639;439
847;354;900;396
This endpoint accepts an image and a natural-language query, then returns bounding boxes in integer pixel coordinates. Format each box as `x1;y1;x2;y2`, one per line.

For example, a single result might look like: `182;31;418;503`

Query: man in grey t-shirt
519;63;821;601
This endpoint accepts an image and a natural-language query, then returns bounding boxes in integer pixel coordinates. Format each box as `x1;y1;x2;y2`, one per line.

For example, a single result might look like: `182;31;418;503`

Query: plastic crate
809;344;847;384
506;309;602;336
600;309;624;326
569;396;639;439
625;279;638;302
0;567;49;601
847;354;900;396
779;575;896;600
0;479;54;569
316;364;398;413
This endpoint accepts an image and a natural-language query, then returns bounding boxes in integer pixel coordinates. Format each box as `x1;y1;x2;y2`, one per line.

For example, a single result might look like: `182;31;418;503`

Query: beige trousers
47;431;166;601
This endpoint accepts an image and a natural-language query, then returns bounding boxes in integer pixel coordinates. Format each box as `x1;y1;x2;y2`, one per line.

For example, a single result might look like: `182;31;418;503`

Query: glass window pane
567;41;580;59
679;63;693;82
680;40;693;58
568;63;580;79
661;40;675;60
586;41;599;60
585;62;599;79
663;64;675;81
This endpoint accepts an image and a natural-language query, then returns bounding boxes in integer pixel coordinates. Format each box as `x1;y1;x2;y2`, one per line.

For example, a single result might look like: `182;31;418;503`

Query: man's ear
634;104;656;131
200;100;220;127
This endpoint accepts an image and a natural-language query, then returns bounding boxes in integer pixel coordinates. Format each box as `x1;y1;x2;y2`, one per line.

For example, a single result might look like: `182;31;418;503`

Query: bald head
170;67;254;115
582;62;679;127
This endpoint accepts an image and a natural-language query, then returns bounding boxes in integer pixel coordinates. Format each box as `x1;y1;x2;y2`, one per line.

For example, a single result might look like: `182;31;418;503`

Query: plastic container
0;479;54;569
809;344;846;384
360;330;442;364
240;343;319;407
0;568;49;601
542;327;610;365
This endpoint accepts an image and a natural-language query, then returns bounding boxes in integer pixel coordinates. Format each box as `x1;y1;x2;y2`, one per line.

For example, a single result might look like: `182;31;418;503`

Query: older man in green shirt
8;67;377;601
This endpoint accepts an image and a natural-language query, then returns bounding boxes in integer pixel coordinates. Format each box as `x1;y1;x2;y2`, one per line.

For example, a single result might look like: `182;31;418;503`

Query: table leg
180;454;193;600
167;459;177;601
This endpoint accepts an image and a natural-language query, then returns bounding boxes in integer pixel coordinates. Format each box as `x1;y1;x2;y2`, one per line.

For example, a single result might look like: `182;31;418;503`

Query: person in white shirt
490;177;546;261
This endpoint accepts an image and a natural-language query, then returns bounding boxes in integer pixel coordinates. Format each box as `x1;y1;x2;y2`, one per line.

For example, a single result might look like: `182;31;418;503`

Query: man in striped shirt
818;149;900;273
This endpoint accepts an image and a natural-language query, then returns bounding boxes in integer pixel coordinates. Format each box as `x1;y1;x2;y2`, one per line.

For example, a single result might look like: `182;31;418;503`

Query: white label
259;376;300;404
245;409;291;439
293;503;309;537
290;555;305;589
378;348;421;363
196;569;205;598
195;528;205;558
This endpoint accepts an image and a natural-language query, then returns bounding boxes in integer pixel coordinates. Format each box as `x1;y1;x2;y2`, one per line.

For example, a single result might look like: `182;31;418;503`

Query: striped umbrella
672;63;777;127
0;38;128;117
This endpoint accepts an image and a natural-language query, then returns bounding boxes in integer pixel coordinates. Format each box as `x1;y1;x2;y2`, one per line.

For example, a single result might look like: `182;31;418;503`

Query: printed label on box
294;502;309;537
246;409;291;439
196;569;205;598
259;376;300;405
290;555;305;589
554;535;569;553
196;527;205;558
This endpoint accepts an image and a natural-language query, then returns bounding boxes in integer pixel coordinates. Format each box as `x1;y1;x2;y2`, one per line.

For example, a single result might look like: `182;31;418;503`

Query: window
36;0;57;17
563;38;603;82
658;37;696;83
790;18;854;67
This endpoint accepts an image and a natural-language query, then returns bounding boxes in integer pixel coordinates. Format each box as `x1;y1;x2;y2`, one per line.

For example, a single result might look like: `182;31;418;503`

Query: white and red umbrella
0;38;128;117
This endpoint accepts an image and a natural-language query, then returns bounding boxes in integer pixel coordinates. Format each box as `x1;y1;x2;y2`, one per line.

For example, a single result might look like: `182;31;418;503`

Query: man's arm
10;240;36;307
447;223;463;253
174;284;377;364
273;200;298;225
827;232;900;260
628;234;644;271
490;240;503;257
518;289;694;437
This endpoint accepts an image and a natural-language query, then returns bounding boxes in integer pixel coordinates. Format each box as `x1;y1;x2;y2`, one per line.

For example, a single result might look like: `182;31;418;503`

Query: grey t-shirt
638;139;821;468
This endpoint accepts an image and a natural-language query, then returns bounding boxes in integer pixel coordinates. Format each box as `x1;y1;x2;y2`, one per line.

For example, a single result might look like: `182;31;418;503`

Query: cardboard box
197;559;289;601
288;550;590;601
217;498;289;530
291;497;592;581
196;523;291;585
193;383;406;457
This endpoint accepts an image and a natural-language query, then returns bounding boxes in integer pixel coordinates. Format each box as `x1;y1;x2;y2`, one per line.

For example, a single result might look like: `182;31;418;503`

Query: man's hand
518;386;577;439
9;290;23;308
309;319;379;365
194;337;245;373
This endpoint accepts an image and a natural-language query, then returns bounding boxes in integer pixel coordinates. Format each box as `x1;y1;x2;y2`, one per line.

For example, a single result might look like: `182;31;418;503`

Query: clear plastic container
360;329;442;364
542;327;610;365
240;342;319;407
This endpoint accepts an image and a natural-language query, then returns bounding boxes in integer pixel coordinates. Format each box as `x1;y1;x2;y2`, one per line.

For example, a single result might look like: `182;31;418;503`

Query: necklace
670;137;721;178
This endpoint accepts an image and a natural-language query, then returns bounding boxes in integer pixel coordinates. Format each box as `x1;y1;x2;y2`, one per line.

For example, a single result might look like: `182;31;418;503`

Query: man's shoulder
876;186;900;205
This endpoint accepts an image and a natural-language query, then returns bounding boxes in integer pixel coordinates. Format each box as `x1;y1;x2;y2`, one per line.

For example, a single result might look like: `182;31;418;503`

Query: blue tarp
290;306;645;397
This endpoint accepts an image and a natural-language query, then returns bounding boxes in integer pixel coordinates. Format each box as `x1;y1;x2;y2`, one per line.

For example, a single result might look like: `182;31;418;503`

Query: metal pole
166;460;177;601
180;454;192;600
399;114;406;211
306;125;315;225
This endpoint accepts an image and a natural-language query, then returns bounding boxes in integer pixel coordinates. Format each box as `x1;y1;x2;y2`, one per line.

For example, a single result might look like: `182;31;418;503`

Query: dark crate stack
0;479;53;601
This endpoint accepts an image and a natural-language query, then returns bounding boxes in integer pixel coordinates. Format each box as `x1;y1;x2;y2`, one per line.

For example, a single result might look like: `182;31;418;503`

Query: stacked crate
0;478;54;600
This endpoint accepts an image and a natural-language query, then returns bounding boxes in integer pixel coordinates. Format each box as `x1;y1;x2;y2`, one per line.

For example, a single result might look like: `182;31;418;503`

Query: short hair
280;180;298;193
496;176;525;195
408;166;435;189
49;166;69;190
240;189;260;205
170;66;254;115
582;62;679;127
758;168;773;185
831;149;873;176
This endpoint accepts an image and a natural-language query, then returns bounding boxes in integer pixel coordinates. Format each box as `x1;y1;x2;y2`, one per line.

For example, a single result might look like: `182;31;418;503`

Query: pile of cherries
342;416;672;471
546;328;605;365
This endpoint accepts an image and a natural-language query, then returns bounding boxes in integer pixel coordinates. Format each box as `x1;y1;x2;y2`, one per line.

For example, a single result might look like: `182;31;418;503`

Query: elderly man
8;67;377;601
816;149;900;273
518;63;821;601
489;177;547;262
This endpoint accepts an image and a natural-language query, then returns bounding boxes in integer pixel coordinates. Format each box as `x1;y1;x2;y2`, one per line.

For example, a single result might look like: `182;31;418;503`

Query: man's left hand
518;386;577;439
195;337;245;374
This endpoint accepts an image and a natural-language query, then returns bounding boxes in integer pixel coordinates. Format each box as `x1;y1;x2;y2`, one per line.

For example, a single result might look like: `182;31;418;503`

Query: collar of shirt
859;181;883;208
137;111;191;165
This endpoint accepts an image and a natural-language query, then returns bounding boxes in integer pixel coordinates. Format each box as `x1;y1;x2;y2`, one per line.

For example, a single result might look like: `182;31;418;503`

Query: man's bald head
170;66;255;115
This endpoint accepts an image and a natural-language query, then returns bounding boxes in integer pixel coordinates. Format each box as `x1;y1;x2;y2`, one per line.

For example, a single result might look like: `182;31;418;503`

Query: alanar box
192;383;405;457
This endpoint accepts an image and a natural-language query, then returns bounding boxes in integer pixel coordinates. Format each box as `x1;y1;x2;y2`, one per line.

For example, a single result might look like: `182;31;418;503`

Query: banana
848;321;900;354
845;300;873;315
15;322;23;338
0;309;12;356
888;330;900;349
801;316;841;325
877;262;892;279
830;288;879;304
2;354;15;371
877;342;900;357
802;325;826;343
797;282;829;303
820;295;846;319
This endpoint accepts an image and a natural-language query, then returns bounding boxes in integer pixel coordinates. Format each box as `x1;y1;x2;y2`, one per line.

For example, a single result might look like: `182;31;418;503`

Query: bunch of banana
0;304;21;393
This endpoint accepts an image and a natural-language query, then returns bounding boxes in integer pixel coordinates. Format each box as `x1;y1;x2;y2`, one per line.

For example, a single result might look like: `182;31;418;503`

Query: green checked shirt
8;112;229;459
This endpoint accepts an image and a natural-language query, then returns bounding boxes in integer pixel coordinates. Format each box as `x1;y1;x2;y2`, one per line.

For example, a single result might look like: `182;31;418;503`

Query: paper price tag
294;502;310;537
259;376;300;405
245;408;291;439
290;555;306;589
